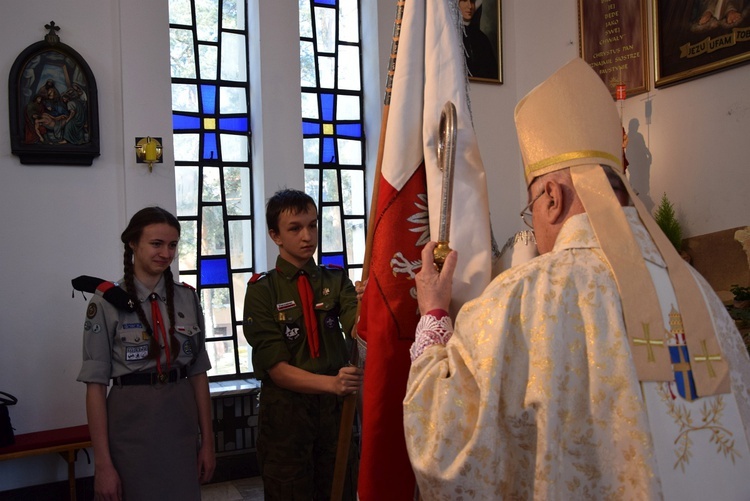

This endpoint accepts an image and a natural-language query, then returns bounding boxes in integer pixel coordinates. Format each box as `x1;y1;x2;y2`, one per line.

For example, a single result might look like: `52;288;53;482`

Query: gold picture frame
462;0;503;84
654;0;750;88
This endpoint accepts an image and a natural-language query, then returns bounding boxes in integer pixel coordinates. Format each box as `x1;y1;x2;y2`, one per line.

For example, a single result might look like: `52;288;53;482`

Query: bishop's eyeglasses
520;190;545;229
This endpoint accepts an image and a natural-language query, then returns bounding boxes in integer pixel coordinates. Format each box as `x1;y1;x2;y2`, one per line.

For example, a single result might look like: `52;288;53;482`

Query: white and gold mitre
514;58;622;186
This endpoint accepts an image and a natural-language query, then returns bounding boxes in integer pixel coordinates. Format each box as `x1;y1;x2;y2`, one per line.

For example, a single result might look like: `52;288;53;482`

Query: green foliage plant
730;284;750;302
653;192;683;251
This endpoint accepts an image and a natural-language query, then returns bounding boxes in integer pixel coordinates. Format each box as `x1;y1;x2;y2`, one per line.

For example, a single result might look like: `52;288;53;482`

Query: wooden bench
0;424;91;500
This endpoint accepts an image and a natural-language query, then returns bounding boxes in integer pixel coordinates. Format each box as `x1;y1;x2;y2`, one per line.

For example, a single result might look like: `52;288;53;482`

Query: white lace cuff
410;313;454;361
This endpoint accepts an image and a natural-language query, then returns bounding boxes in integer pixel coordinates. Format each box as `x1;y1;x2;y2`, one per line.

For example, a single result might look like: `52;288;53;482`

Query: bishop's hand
416;241;457;316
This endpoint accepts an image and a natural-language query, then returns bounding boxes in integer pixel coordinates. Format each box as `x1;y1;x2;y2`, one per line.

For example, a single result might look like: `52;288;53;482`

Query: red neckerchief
149;293;171;373
296;271;320;358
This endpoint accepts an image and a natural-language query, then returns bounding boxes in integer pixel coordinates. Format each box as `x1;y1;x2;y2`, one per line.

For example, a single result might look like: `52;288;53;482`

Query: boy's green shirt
243;256;357;380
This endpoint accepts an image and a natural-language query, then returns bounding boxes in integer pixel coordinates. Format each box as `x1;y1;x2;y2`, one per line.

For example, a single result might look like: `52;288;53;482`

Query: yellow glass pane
204;117;216;130
323;123;334;135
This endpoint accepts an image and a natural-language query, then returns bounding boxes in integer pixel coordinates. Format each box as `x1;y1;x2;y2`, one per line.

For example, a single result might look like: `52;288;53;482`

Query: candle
616;84;626;101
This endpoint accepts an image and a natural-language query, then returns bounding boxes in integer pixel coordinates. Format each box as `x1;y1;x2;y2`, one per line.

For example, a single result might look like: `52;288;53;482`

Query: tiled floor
0;475;265;500
201;476;264;500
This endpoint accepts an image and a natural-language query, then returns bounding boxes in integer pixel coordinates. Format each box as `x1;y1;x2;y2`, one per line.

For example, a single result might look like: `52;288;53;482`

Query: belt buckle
158;372;168;384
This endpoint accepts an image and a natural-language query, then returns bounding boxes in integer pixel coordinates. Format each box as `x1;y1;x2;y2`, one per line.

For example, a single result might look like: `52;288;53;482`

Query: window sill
209;378;260;398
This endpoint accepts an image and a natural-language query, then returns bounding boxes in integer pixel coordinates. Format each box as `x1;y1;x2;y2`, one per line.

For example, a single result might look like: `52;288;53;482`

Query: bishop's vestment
404;208;750;500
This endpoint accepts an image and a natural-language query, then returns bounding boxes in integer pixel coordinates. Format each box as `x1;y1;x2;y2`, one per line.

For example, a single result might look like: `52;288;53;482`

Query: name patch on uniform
277;300;297;311
122;323;143;329
126;345;149;361
285;324;301;341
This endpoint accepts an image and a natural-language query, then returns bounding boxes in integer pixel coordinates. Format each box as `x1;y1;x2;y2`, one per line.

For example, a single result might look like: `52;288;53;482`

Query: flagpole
360;2;401;283
330;2;405;499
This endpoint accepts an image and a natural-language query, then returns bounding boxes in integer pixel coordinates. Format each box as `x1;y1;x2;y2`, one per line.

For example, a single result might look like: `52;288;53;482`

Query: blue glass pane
200;258;230;286
322;137;335;163
219;117;248;132
203;133;218;160
302;121;321;135
336;123;361;138
320;93;334;121
315;0;336;5
201;85;217;114
173;114;202;130
321;254;344;267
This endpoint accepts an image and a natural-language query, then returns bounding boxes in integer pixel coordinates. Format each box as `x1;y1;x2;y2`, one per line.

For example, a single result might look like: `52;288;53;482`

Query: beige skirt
107;378;200;501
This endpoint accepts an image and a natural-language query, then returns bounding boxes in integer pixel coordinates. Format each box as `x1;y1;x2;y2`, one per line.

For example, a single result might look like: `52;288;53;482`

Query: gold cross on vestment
694;339;723;378
633;323;664;363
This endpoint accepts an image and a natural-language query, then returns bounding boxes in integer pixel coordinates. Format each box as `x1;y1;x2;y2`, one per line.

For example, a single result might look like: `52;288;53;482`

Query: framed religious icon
460;0;503;84
654;0;750;88
578;0;649;98
8;21;100;165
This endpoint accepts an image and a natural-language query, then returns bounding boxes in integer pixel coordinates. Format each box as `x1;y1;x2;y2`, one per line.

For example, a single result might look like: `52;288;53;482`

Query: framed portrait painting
460;0;503;84
8;22;100;165
654;1;750;87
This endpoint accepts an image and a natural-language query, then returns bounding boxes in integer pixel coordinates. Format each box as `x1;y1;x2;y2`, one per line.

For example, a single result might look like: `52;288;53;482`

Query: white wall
470;0;750;240
1;0;747;492
248;0;307;269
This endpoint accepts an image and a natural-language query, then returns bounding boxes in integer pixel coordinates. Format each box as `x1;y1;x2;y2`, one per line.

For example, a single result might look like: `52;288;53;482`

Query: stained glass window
299;0;366;284
169;0;253;380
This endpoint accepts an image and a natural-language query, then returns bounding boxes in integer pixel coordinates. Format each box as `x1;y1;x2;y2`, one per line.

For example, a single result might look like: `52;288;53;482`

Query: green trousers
256;381;358;500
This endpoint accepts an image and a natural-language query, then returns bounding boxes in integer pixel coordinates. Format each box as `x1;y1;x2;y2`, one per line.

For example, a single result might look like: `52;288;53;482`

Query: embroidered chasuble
404;209;750;500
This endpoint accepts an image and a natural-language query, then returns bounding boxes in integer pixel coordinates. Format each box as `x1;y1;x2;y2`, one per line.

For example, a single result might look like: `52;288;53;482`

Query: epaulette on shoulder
176;281;196;291
249;272;268;284
72;275;135;312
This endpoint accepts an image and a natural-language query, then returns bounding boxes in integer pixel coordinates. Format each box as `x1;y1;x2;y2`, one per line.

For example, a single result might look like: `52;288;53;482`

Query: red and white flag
357;0;492;498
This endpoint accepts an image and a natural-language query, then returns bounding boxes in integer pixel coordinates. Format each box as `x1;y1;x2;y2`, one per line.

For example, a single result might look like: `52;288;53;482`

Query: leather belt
114;367;188;386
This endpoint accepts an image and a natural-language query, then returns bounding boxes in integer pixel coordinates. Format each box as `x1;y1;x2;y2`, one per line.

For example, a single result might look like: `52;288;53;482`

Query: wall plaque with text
578;0;649;98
